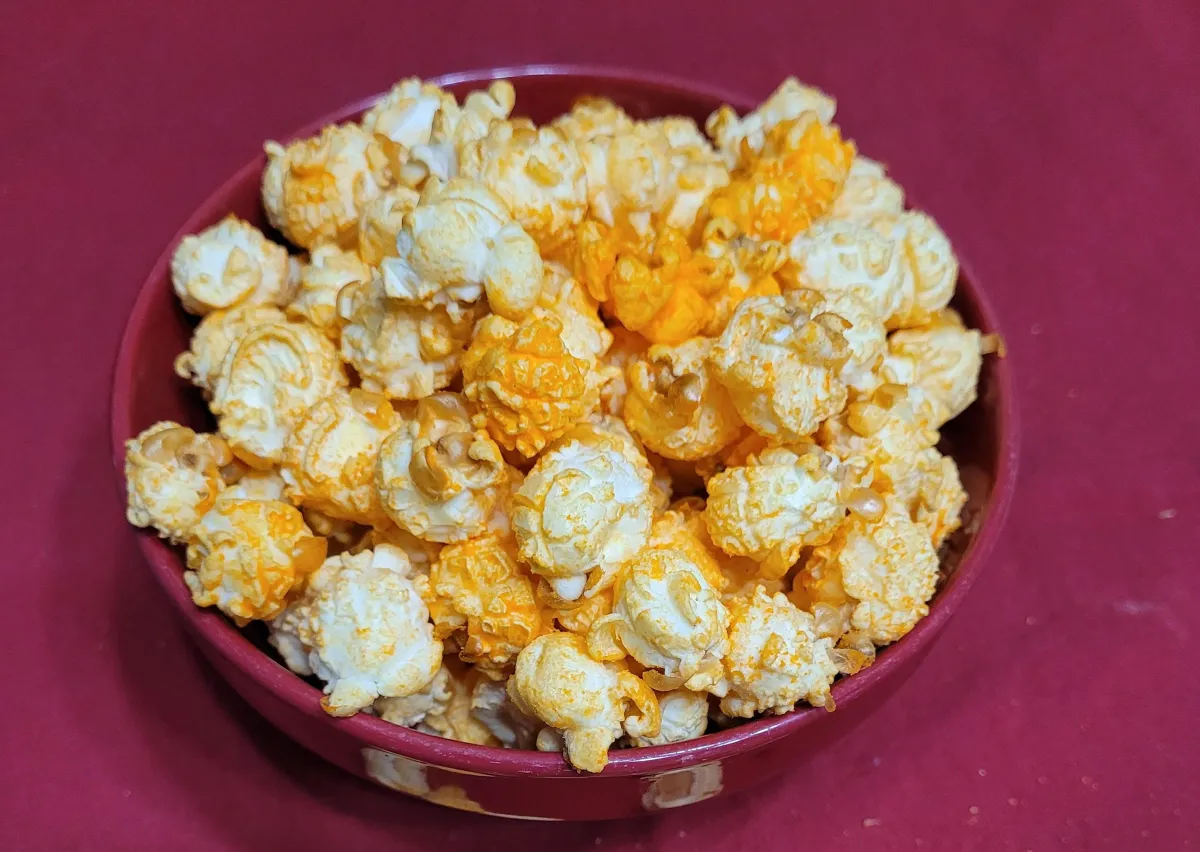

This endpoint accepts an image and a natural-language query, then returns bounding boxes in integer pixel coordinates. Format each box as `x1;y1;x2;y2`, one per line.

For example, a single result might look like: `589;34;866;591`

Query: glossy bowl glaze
111;66;1018;820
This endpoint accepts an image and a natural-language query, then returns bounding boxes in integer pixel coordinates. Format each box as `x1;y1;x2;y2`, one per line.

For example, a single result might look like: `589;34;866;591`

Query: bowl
111;65;1018;820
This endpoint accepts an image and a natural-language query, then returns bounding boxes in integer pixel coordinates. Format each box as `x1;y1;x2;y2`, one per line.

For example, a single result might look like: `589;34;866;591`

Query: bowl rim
110;64;1020;779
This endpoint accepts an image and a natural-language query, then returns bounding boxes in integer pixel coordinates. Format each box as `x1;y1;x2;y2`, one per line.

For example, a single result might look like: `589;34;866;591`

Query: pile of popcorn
125;77;998;773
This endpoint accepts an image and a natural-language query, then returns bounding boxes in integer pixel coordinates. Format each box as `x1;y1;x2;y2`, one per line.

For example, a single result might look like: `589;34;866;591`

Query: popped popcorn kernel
381;177;543;322
352;523;442;575
588;547;730;694
513;420;654;601
708;290;852;442
210;320;348;468
624;337;743;461
629;688;709;747
268;544;443;715
706;77;837;166
878;211;959;329
170;214;294;315
598;325;649;417
376;392;507;542
174;304;288;395
459;118;587;252
552;97;635;143
356;185;421;266
879;308;983;426
185;498;326;625
362;78;460;180
704;445;846;579
828;156;905;226
646;506;727;593
426;533;542;672
337;274;478;400
535;261;612;361
125;422;233;543
697;217;787;335
286;244;371;338
218;466;288;503
799;500;939;644
720;586;838;717
377;660;499;746
462;314;604;457
706;114;854;243
470;675;542;749
263;123;392;250
785;218;905;322
508;632;660;772
280;388;402;526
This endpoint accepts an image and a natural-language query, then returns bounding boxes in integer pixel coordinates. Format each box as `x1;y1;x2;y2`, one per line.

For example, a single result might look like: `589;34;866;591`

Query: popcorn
376;392;507;542
874;211;959;329
819;384;966;547
375;664;453;729
459;119;587;252
267;545;443;715
470;676;541;749
508;632;660;772
262;124;392;250
541;585;614;635
352;523;442;575
785;219;905;322
381;177;543;321
377;660;498;746
534;262;612;361
285;244;371;338
185;498;327;624
174;304;287;395
645;506;727;593
704;445;847;579
425;533;542;671
512;421;654;601
828;156;905;226
706;114;854;243
551;97;635;143
462;314;605;457
280;388;402;526
219;466;288;502
170;215;294;315
598;326;648;417
720;586;838;717
588;548;729;693
697;218;787;335
337;274;478;400
357;185;421;267
624;337;743;461
879;309;983;426
125;422;233;543
706;77;837;166
629;689;709;747
708;290;852;442
210;320;347;467
640;116;731;233
798;500;939;644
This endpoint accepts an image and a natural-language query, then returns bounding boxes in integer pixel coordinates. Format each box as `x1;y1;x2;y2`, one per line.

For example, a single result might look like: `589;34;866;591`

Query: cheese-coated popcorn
280;388;402;526
185;498;327;625
578;130;670;234
535;262;612;361
382;177;543;321
629;689;709;747
270;544;443;715
462;314;604;457
708;291;852;442
170;215;294;315
512;421;654;601
377;660;498;745
872;211;959;329
361;78;459;178
352;524;442;575
337;274;477;400
641;116;731;234
210;320;347;467
646;507;726;592
786;219;905;322
376;392;507;542
508;632;660;772
263;124;392;250
697;218;787;335
720;586;838;717
706;77;837;166
828;156;905;226
624;337;743;461
598;326;648;417
125;422;233;543
459;119;587;252
820;291;887;396
705;445;846;579
707;115;854;243
425;533;541;671
357;185;421;267
375;664;453;728
286;244;371;338
174;304;288;395
219;466;288;503
800;501;939;644
879;309;982;426
542;586;614;635
551;97;635;143
588;548;729;693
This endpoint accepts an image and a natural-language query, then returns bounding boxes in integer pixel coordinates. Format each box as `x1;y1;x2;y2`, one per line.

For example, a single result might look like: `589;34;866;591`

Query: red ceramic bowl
111;66;1018;821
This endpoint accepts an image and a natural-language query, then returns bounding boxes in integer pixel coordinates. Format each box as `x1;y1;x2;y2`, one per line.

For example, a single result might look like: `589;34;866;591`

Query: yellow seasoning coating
174;304;288;396
286;244;371;338
124;422;233;543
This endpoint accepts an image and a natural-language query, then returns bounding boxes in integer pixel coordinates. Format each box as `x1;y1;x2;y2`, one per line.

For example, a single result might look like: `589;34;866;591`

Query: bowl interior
112;68;1016;778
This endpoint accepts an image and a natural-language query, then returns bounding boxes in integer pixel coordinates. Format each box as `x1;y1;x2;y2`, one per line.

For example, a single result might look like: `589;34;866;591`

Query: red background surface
2;0;1197;848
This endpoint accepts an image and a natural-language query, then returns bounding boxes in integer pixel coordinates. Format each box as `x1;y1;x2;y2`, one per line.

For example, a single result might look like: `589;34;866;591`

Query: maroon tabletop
2;0;1197;849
